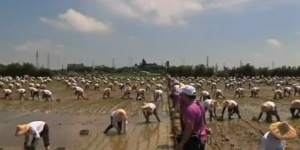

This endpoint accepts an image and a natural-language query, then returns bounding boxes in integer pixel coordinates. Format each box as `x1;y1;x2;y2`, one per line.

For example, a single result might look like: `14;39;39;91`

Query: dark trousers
31;124;50;147
104;117;122;132
179;113;185;131
177;134;206;150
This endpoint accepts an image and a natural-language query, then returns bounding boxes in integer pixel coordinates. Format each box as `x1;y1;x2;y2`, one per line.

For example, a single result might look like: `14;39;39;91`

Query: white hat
179;85;197;96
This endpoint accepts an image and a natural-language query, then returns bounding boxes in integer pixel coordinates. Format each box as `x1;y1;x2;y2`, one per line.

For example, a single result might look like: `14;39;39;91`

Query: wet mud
0;83;173;150
170;85;300;150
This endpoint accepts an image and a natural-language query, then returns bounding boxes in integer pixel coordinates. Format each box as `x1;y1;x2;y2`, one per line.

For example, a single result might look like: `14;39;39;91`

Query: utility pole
35;50;39;69
272;60;274;69
47;52;50;69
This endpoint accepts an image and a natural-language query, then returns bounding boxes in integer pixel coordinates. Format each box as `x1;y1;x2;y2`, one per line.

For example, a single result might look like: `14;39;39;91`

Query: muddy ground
0;82;172;150
0;82;300;150
171;84;300;150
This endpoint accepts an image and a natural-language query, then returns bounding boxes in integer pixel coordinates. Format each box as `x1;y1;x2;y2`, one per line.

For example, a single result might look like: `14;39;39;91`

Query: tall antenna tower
47;52;50;69
206;56;209;67
57;57;60;69
112;58;115;68
272;60;274;69
35;50;39;69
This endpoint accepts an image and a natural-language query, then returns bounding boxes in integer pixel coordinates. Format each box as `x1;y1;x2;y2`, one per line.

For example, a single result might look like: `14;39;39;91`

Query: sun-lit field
0;77;299;150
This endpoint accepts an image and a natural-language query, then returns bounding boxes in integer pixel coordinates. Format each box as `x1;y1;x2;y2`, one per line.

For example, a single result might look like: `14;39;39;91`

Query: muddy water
0;85;173;150
0;112;172;150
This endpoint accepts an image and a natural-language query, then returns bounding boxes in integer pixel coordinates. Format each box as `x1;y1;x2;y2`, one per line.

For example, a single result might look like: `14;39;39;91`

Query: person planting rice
220;100;242;120
40;89;53;102
73;86;87;100
203;99;219;121
254;101;280;122
136;88;146;100
3;88;12;100
14;121;50;150
261;121;297;150
200;90;210;101
213;89;226;99
290;99;300;118
140;102;161;123
103;109;128;135
176;85;207;150
30;87;39;100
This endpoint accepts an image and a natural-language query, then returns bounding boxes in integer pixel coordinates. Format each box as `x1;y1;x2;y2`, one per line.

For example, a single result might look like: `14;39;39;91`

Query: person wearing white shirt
255;101;280;122
40;89;53;101
15;121;50;150
73;86;87;100
213;89;226;99
203;99;219;121
104;109;128;135
140;102;161;123
3;88;12;100
30;87;40;101
200;90;210;101
136;88;146;101
17;88;26;100
234;88;245;98
221;100;241;120
261;121;297;150
290;99;300;118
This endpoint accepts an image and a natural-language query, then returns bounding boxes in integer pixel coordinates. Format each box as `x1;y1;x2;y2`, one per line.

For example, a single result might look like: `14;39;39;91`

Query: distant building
67;63;84;68
144;63;164;69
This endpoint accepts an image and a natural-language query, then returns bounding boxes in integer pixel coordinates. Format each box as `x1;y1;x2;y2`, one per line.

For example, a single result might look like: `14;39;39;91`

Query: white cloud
98;0;274;26
100;0;204;26
14;39;66;55
40;9;112;33
267;39;282;49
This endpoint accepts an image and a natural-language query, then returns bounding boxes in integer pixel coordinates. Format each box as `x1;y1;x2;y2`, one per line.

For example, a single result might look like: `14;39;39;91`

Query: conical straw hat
15;124;30;136
269;121;297;140
116;109;127;118
222;100;233;107
291;99;300;109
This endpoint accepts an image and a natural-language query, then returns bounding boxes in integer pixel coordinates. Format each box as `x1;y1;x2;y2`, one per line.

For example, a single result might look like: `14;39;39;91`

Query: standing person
14;121;50;150
176;85;207;150
175;85;188;132
261;121;297;150
103;109;128;134
140;102;161;123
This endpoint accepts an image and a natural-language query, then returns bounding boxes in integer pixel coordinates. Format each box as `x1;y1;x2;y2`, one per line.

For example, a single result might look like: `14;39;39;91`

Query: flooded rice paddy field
0;82;300;150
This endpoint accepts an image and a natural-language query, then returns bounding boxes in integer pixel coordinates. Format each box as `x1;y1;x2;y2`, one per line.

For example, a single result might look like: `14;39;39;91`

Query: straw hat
211;100;219;107
15;124;30;136
291;99;300;109
269;121;297;140
222;100;233;108
116;109;127;118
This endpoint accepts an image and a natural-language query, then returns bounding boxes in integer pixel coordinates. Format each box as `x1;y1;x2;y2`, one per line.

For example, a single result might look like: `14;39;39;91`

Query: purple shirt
184;102;207;143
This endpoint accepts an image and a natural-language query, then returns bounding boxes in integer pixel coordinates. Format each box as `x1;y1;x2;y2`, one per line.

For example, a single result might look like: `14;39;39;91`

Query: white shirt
28;121;46;138
43;90;52;96
155;90;163;95
18;88;26;93
202;91;209;96
261;131;285;150
30;87;38;92
226;100;238;107
203;99;213;110
111;111;128;131
3;89;12;94
264;101;276;111
145;103;156;112
75;86;84;93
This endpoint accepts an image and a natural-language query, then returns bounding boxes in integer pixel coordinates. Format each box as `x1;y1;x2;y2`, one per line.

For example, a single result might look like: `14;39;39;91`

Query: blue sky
0;0;299;69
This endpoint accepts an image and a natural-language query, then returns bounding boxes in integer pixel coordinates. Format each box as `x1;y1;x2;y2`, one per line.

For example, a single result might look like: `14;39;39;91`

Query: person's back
185;102;207;143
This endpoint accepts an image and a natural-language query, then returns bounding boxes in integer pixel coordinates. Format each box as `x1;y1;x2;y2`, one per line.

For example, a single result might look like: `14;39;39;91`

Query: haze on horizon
0;0;299;69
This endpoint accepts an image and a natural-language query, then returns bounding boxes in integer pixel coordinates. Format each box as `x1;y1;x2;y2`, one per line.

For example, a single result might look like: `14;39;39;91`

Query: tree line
1;61;300;77
166;63;300;77
0;63;53;77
